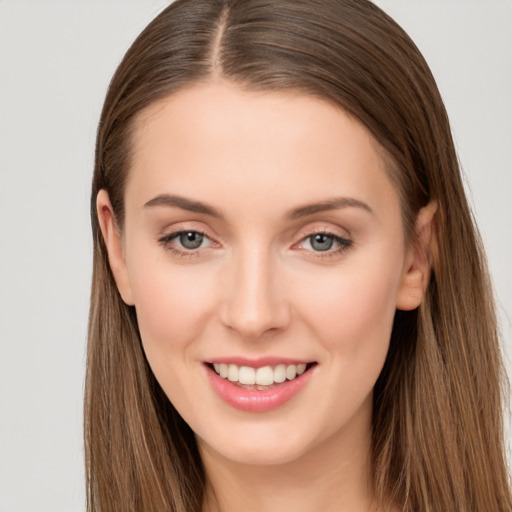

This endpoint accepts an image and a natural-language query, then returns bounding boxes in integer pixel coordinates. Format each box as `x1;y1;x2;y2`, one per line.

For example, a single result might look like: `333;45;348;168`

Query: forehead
126;81;399;221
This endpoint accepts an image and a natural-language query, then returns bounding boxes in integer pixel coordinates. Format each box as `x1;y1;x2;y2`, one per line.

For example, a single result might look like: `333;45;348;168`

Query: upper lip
204;356;315;368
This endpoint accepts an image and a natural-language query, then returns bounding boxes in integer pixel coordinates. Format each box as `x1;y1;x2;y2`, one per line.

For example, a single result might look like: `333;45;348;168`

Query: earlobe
96;190;135;306
396;201;438;311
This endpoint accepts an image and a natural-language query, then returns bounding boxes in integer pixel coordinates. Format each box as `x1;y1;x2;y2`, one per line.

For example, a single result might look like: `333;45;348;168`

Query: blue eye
300;232;352;255
309;234;335;251
178;231;204;249
159;230;209;253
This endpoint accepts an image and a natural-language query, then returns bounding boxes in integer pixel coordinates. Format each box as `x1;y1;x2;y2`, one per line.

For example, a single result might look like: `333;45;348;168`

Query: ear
96;189;135;305
396;201;438;311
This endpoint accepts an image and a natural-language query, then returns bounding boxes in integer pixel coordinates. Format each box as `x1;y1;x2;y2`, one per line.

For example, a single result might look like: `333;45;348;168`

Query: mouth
203;360;317;412
205;361;317;390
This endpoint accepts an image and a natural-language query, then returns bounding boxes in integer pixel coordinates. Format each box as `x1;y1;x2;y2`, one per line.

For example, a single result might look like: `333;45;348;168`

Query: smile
211;362;308;387
204;360;317;412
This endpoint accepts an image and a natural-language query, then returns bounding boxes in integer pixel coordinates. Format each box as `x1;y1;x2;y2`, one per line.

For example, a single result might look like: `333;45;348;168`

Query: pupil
311;234;333;251
180;232;203;249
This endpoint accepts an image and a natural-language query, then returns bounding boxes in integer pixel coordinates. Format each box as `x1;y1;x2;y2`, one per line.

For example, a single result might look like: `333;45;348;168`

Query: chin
203;440;310;467
195;418;322;467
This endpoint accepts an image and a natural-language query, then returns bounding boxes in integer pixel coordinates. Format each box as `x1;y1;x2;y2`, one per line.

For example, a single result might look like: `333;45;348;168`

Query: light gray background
0;1;510;511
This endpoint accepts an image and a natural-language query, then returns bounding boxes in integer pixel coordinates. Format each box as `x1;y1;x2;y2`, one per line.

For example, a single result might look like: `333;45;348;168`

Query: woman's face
101;82;422;466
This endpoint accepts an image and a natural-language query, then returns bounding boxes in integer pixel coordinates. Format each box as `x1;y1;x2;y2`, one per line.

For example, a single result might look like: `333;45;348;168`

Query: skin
98;81;435;512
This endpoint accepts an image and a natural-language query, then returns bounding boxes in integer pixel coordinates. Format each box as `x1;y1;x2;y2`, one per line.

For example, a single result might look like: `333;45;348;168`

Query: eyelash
296;229;353;258
158;229;353;259
158;229;211;259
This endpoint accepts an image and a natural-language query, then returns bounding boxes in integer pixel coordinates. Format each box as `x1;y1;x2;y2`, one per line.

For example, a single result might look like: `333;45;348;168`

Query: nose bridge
221;241;289;339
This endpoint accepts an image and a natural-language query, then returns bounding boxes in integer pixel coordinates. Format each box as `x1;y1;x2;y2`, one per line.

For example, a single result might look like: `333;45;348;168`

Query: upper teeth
212;363;307;385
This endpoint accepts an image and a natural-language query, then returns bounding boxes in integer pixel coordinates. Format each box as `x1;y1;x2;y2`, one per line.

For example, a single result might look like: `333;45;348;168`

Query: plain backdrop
0;1;511;511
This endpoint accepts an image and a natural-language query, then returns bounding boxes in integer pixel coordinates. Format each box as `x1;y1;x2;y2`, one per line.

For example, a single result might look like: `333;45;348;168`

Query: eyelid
293;223;351;245
292;225;353;258
297;223;349;237
156;222;352;259
159;229;210;245
157;224;220;258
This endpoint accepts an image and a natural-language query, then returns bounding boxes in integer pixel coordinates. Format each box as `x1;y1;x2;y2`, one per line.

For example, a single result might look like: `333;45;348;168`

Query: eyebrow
144;194;222;218
143;193;374;219
287;197;374;219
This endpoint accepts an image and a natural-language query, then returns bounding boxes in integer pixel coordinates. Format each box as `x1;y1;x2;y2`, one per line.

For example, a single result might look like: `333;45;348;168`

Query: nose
220;245;291;340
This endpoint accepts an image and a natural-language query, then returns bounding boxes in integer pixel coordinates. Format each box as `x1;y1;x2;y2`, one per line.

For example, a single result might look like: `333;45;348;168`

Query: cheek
285;258;402;436
294;251;403;369
127;251;218;361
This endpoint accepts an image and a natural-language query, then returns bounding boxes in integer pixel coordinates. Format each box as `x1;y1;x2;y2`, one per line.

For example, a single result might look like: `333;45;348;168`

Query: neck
200;399;383;512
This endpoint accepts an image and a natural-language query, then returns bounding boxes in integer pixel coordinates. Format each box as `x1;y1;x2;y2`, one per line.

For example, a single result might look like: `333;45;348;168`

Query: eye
177;231;205;250
158;229;212;253
297;231;352;256
309;233;336;251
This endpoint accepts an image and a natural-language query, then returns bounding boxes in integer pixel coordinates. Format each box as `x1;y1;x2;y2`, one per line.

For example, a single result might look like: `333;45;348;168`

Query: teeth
228;364;239;382
219;363;228;378
286;364;297;380
274;364;286;383
211;362;311;385
255;366;274;386
239;366;256;385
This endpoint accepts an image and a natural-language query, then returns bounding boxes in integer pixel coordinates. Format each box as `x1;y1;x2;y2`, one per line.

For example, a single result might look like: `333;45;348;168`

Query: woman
85;1;511;510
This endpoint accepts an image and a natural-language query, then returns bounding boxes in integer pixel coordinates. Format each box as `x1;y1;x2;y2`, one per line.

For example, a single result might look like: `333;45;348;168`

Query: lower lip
205;365;315;413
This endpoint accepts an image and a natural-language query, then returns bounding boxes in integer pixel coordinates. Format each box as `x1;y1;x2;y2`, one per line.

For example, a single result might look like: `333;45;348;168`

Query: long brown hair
85;1;511;510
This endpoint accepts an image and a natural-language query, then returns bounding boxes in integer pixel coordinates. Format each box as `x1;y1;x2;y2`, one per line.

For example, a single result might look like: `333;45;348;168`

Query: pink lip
204;363;315;413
